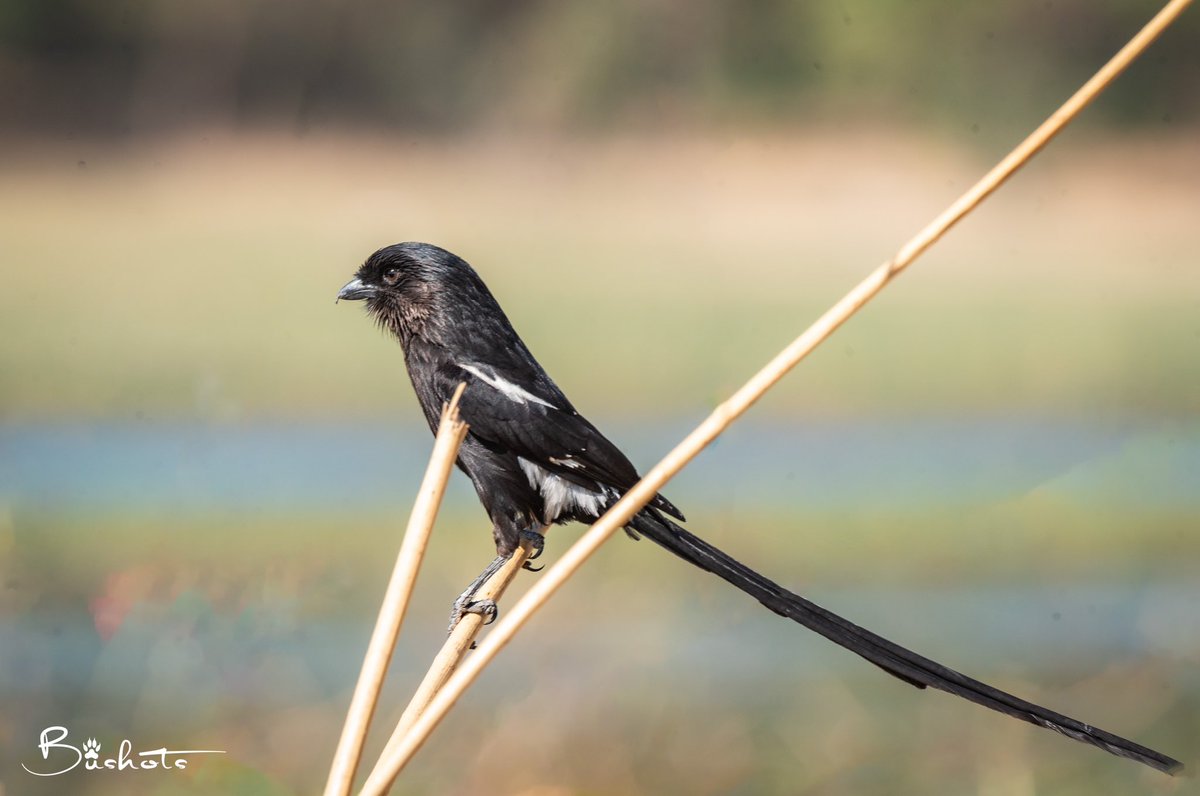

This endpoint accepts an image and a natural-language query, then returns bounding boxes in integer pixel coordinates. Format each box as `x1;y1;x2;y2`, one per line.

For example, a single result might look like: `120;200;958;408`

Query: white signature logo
21;726;225;777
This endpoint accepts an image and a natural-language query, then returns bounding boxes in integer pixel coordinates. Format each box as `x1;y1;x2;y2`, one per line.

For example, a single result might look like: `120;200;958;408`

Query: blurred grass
5;1;1198;136
3;503;1196;794
1;130;1197;421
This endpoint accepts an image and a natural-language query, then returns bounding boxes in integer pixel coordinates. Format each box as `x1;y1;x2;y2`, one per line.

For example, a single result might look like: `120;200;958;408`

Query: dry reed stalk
359;1;1193;790
322;383;469;796
363;533;539;785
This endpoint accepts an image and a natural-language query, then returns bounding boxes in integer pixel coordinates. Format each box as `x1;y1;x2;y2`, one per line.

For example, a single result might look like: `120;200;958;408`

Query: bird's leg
447;529;547;633
520;528;545;571
447;555;504;633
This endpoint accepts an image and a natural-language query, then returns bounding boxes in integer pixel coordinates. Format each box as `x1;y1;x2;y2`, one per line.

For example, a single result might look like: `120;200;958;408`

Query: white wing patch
518;457;612;523
460;363;557;409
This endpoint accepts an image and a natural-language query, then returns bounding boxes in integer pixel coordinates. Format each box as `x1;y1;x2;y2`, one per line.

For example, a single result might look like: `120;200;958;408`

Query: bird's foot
520;529;545;571
447;554;507;634
448;597;498;649
447;594;500;633
448;596;498;630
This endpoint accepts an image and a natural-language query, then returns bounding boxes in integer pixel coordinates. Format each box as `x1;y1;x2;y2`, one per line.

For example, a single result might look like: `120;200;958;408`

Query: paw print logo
83;738;101;761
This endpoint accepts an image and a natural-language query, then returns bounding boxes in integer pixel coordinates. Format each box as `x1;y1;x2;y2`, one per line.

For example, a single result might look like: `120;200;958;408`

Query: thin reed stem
322;383;469;796
358;534;539;795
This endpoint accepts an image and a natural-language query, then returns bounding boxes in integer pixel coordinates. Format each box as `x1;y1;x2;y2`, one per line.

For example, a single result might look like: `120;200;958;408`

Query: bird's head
337;241;498;345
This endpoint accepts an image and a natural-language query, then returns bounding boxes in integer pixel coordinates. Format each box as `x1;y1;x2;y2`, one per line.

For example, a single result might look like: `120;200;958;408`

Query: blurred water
2;418;1197;511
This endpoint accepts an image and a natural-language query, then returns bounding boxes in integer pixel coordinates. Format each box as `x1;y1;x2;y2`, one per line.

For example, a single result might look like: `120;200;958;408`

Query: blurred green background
2;2;1198;795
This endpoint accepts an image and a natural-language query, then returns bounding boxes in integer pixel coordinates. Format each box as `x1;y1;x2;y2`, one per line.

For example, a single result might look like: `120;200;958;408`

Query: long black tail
627;509;1182;774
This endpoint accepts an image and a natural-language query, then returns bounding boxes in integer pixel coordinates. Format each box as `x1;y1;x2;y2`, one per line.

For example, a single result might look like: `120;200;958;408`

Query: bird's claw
447;598;499;633
522;561;544;572
465;599;498;624
520;529;546;560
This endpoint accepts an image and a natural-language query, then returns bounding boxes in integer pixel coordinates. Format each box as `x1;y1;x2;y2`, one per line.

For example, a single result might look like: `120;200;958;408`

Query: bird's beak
337;277;375;302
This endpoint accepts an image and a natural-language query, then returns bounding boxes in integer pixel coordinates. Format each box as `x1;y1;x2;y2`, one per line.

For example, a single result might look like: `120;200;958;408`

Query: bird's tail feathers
626;509;1182;774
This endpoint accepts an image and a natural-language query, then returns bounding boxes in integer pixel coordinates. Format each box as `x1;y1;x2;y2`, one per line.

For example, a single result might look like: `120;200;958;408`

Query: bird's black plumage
338;241;1181;774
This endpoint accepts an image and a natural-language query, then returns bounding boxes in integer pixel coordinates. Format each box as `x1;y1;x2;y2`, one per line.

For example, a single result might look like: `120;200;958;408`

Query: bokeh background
2;2;1198;794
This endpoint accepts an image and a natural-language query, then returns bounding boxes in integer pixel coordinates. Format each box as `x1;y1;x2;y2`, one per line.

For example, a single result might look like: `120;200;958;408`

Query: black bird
338;241;1181;774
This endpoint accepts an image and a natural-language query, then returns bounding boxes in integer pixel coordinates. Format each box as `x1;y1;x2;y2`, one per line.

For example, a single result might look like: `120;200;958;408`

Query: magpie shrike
338;241;1180;774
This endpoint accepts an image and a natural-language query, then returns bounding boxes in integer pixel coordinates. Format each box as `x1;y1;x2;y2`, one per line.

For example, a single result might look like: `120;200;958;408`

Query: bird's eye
382;268;402;285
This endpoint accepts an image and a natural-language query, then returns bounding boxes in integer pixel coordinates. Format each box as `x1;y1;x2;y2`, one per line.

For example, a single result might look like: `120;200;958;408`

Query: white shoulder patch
460;363;557;409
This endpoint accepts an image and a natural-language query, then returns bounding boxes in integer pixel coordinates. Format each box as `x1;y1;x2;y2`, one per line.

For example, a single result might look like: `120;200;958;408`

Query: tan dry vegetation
1;129;1197;420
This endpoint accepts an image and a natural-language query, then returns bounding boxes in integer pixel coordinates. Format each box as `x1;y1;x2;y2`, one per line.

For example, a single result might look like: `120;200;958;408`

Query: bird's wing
436;361;685;520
